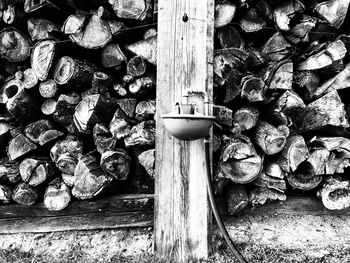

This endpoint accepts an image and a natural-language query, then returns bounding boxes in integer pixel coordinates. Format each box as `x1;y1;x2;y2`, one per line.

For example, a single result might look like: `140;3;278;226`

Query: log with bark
12;182;38;206
50;135;83;175
63;7;113;49
218;135;262;184
44;178;71;211
100;149;131;180
72;152;113;200
0;27;31;62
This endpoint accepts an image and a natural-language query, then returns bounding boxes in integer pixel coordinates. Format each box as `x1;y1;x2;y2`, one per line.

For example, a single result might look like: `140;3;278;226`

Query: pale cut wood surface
0;194;153;234
155;0;214;262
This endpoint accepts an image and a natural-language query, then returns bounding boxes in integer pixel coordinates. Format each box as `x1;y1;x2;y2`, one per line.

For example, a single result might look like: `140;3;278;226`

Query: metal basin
162;113;216;141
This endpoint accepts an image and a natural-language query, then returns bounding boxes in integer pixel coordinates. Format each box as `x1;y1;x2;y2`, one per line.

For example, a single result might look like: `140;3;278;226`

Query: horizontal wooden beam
0;194;154;234
2;194;350;251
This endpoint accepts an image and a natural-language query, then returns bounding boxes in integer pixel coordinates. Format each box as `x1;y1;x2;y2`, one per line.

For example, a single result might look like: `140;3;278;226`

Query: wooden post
155;0;214;262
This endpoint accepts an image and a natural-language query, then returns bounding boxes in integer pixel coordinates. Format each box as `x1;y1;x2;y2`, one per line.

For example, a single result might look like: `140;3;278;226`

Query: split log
214;1;236;28
82;72;111;98
0;123;11;153
265;60;293;90
262;32;294;61
100;149;131;180
39;79;58;98
31;40;56;81
122;74;134;85
254;121;287;155
19;157;54;186
213;105;233;127
61;173;74;187
126;35;157;65
107;20;125;36
135;100;156;121
22;68;38;89
232;106;260;131
249;187;286;206
127;56;147;77
314;63;350;98
113;84;128;97
0;184;12;203
138;148;155;178
270;90;305;126
143;28;157;39
278;135;309;172
294;71;320;101
240;8;266;32
93;123;117;154
273;0;304;31
218;136;262;184
241;76;266;102
12;182;38;206
0;27;31;62
116;98;138;119
109;108;132;139
73;94;116;133
53;92;81;133
314;0;350;29
326;151;350;174
318;176;350;210
108;0;153;21
0;157;20;183
7;134;37;161
72;152;113;200
24;119;64;146
24;0;64;15
285;15;316;44
253;171;287;192
312;136;350;174
297;40;347;71
102;44;127;69
50;135;83;175
53;56;95;89
124;120;155;147
217;26;244;49
306;148;330;175
129;76;155;97
27;18;60;41
2;4;25;28
41;99;57;115
287;170;322;191
1;78;40;124
226;184;248;215
63;7;112;49
44;178;71;211
264;162;284;179
299;90;349;132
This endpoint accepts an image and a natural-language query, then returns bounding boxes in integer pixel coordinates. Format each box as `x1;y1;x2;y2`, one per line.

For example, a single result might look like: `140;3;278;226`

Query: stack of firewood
213;0;350;212
0;0;156;211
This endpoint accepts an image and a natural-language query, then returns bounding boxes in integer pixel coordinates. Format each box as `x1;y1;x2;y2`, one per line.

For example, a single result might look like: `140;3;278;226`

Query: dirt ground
0;228;350;263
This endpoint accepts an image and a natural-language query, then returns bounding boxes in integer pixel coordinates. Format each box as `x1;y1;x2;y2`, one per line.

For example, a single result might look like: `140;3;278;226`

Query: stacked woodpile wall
1;0;350;214
213;0;350;212
0;0;156;211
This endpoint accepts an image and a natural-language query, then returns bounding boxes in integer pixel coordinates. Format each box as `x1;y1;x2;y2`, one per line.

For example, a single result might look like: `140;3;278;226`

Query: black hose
204;139;248;263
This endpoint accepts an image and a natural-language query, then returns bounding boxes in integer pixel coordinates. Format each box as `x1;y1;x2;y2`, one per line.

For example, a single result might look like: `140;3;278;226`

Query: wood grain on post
155;0;214;261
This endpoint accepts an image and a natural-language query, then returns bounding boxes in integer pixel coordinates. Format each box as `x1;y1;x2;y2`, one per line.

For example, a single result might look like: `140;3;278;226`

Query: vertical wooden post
155;0;214;262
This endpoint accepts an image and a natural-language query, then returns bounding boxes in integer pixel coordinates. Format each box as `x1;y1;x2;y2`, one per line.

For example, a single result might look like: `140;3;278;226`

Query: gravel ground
0;228;350;263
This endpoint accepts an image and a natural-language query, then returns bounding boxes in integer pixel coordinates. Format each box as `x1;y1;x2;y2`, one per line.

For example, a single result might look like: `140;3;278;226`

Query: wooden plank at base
0;194;154;234
155;0;214;262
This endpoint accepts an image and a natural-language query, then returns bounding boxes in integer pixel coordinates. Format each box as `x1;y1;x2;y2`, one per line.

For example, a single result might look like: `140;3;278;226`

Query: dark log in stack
213;0;350;212
0;0;156;211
